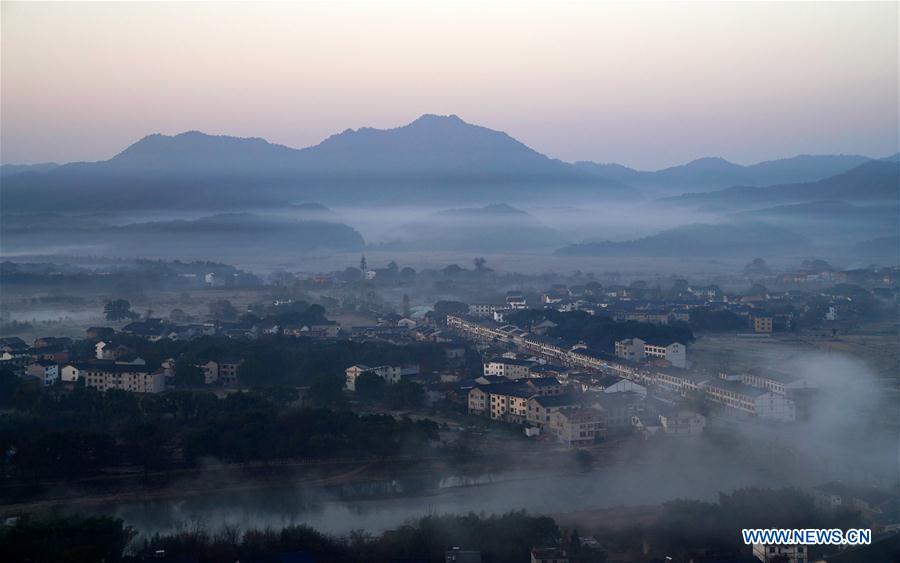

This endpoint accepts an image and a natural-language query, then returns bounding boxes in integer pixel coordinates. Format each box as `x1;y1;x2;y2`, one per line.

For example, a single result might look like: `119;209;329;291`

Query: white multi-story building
643;341;686;368
201;358;243;385
25;360;58;386
615;338;686;368
483;358;532;379
616;338;687;368
614;338;645;362
741;368;812;397
61;362;86;382
506;293;527;310
658;410;706;435
83;364;165;394
345;364;415;390
469;303;502;317
702;379;796;422
549;407;607;446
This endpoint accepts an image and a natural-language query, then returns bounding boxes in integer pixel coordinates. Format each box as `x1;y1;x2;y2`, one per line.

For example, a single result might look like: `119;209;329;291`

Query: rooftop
531;393;581;408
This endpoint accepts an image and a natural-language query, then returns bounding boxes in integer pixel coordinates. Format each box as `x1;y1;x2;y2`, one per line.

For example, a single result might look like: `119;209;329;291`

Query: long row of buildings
447;315;806;422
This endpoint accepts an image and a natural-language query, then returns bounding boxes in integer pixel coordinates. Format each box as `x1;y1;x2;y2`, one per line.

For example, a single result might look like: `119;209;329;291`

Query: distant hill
850;236;899;264
105;131;299;173
733;200;898;225
730;200;899;246
378;203;568;251
658;160;900;211
282;202;343;222
0;162;59;177
576;154;873;194
0;212;365;257
0;115;634;212
555;222;811;258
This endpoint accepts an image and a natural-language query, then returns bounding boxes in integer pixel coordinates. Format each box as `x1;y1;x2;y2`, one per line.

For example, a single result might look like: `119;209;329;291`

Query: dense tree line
0;489;868;562
506;310;694;352
0;376;439;487
107;334;456;388
354;372;426;409
0;515;134;563
688;307;748;331
596;488;864;562
0;511;559;563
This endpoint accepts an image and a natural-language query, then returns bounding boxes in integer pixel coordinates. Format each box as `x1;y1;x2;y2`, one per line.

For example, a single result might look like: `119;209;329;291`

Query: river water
88;451;785;540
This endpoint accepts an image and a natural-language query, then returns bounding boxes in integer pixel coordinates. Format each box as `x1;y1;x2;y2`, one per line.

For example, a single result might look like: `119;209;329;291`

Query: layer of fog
77;350;897;540
2;200;895;272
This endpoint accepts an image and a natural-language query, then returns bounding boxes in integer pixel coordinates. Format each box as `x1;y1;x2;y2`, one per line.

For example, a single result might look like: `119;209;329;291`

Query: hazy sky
2;2;898;169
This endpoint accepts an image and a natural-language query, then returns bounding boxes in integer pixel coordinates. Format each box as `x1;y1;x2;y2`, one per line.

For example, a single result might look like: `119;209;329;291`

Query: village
1;257;898;563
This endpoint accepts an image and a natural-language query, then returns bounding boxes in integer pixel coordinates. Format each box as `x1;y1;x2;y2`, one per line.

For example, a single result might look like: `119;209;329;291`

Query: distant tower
360;255;367;272
402;294;411;318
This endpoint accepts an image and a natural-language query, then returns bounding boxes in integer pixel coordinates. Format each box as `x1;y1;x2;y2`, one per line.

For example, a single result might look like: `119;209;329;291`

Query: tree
689;308;747;331
340;267;363;283
385;380;424;409
0;368;21;408
169;308;191;323
308;373;347;408
399;267;416;283
355;372;387;402
103;299;137;321
257;386;300;408
402;294;411;318
0;515;135;563
743;258;770;275
237;356;269;386
173;360;205;387
359;255;367;272
745;283;768;297
432;300;469;324
670;279;689;296
801;259;833;272
208;299;238;321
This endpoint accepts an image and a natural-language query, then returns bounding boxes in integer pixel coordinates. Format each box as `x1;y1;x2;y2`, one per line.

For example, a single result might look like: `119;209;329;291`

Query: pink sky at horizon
1;1;898;169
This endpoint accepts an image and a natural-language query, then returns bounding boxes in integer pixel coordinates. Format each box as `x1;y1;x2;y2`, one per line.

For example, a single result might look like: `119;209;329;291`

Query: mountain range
556;222;813;258
575;154;878;194
0;115;631;211
658;160;900;211
1;114;889;212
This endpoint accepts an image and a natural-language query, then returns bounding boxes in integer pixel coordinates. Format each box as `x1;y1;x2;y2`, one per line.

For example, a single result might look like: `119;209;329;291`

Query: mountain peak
109;130;297;169
681;156;740;169
409;113;467;126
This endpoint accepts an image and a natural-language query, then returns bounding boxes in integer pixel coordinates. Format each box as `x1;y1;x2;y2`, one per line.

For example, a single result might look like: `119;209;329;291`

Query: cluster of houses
467;292;529;322
463;353;711;445
1;328;253;395
0;334;166;394
527;272;898;333
114;316;344;342
466;376;608;447
447;316;807;423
